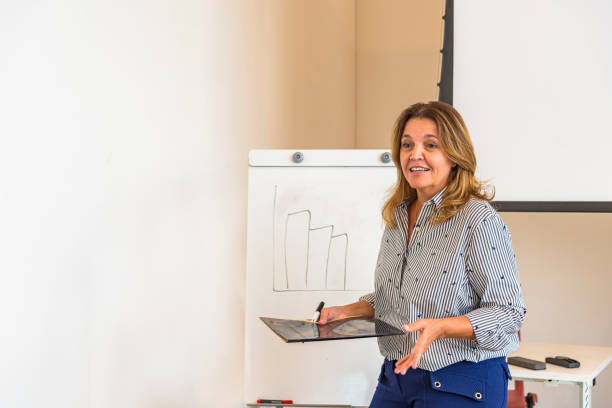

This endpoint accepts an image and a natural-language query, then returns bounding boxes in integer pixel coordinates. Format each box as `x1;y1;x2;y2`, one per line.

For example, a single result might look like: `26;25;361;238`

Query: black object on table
545;356;580;368
507;356;547;370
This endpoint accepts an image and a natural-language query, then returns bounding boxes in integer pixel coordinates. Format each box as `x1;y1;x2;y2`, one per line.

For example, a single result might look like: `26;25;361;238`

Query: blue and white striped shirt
360;189;526;371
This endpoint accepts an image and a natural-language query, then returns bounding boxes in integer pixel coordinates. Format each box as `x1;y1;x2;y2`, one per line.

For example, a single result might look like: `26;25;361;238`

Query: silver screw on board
293;151;304;163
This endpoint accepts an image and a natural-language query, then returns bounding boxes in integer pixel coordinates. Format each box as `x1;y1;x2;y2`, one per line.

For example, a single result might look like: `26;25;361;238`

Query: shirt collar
398;187;446;209
428;187;446;208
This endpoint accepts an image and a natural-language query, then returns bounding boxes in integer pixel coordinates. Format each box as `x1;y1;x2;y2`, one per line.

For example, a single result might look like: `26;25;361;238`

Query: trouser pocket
501;361;512;380
376;360;399;392
427;358;508;406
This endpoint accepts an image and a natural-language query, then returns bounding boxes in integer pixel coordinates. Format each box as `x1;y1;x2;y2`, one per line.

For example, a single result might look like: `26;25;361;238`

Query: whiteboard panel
244;150;396;406
455;1;612;201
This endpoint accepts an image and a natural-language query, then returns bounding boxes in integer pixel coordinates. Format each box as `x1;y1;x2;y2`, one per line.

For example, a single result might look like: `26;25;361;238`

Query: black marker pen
311;301;325;322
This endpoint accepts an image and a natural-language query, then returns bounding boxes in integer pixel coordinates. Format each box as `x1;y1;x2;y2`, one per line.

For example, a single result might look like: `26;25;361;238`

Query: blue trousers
370;357;511;408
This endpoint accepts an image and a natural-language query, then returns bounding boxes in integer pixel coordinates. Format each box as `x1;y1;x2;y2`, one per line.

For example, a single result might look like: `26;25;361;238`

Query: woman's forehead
403;117;438;135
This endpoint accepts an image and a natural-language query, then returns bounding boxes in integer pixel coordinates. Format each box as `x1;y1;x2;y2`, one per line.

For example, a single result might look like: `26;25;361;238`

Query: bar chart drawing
282;209;348;291
272;183;384;292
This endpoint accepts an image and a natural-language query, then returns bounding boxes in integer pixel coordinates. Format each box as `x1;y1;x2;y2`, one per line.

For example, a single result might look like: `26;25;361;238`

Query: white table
508;342;612;408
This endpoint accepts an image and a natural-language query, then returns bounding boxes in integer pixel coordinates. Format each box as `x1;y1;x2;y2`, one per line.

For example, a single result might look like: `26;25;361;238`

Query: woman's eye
402;142;412;148
427;143;438;148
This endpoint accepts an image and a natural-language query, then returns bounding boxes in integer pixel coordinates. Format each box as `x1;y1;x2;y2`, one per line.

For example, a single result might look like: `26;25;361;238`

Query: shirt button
415;226;421;232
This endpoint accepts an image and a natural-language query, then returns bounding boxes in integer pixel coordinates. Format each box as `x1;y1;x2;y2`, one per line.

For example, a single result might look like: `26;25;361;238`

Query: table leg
581;380;592;408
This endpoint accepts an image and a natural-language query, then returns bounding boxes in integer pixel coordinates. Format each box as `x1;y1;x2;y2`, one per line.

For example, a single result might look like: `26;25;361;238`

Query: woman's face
399;117;454;201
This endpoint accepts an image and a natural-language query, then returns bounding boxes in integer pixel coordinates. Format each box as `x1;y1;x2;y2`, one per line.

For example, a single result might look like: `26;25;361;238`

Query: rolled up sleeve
359;292;375;309
465;214;526;351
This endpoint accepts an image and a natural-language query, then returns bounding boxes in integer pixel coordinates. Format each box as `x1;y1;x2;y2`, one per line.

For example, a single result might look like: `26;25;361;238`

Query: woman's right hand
317;301;374;325
318;305;349;325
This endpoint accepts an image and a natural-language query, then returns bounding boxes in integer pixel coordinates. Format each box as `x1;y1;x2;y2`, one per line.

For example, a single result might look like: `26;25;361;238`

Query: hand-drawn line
329;233;348;290
283;209;348;291
272;185;278;291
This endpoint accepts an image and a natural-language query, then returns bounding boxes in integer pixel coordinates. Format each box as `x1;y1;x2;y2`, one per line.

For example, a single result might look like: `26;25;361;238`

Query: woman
319;102;526;407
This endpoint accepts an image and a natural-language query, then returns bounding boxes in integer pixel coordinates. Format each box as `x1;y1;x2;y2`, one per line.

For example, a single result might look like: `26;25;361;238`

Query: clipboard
260;316;404;343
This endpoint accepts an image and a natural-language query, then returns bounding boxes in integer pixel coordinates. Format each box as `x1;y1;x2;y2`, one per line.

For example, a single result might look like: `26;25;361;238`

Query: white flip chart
244;150;396;406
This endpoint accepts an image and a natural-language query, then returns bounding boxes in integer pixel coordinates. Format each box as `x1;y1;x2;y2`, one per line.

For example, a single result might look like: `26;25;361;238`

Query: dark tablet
260;316;405;343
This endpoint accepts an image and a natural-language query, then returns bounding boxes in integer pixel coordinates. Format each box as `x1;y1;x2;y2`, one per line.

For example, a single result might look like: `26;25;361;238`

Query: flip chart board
244;150;396;406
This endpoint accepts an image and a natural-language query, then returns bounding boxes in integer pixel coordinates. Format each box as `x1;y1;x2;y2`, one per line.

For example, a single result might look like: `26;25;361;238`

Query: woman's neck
414;185;445;206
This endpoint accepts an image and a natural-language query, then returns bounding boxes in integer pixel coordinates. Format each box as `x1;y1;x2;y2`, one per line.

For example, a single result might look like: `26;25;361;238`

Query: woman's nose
409;144;424;160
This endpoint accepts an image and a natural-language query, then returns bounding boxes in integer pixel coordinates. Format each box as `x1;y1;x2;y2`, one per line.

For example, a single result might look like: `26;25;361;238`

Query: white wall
0;1;260;407
258;0;356;149
356;0;444;148
501;212;612;407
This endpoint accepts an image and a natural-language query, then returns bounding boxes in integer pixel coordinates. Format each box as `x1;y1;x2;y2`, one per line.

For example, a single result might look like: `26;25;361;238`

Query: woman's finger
395;354;411;367
394;350;424;373
318;308;330;324
320;307;339;324
395;354;414;375
395;353;415;374
411;331;435;357
409;351;423;369
402;319;427;333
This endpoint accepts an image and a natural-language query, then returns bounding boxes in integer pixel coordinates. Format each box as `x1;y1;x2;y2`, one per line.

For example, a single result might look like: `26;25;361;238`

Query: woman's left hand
394;318;446;374
394;316;475;374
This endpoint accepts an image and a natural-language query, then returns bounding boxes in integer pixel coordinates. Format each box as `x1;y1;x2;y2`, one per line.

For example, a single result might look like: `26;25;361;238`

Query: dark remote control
545;356;580;368
507;356;547;370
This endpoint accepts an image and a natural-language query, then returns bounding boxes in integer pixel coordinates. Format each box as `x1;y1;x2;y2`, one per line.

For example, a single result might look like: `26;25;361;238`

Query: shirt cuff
465;308;507;351
359;292;375;309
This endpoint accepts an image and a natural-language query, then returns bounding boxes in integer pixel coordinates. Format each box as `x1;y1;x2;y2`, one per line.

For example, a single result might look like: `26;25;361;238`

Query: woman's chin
407;178;430;190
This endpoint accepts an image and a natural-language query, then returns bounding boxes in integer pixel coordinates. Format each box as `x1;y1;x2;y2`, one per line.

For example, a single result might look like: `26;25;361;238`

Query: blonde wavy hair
382;101;494;228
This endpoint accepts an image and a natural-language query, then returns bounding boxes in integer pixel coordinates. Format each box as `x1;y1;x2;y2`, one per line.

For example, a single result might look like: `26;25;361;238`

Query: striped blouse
359;188;526;371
